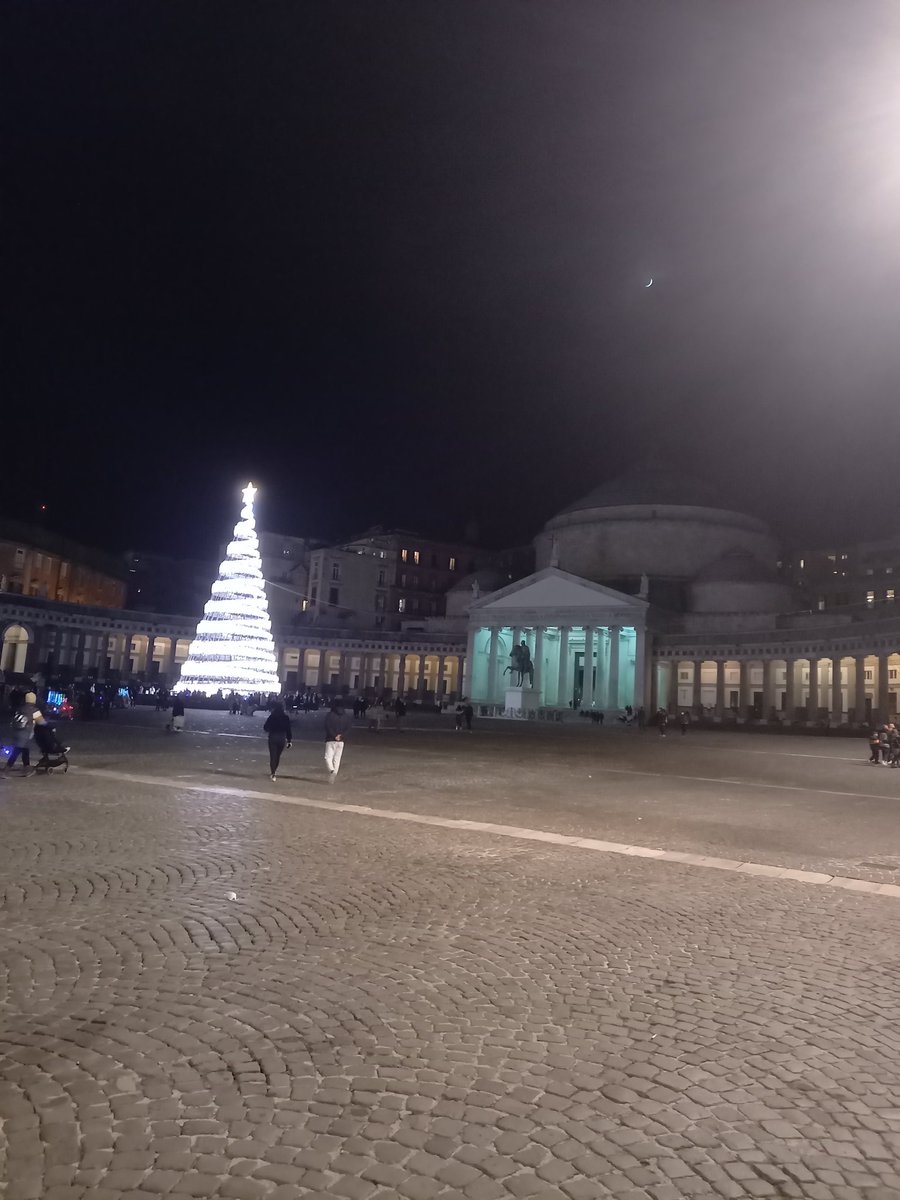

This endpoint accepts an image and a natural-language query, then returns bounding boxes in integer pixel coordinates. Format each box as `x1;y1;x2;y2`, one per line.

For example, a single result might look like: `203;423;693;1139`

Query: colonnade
652;653;900;725
1;613;465;700
277;646;464;700
467;622;642;710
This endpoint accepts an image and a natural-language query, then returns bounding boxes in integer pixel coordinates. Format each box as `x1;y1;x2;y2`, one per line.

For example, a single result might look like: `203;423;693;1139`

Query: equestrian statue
503;640;534;688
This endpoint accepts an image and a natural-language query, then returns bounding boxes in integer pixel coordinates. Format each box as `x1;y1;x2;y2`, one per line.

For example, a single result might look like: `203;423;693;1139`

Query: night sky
6;1;900;559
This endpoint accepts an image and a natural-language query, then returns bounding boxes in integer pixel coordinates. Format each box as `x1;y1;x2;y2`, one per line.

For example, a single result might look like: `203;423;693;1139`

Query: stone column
714;660;726;721
785;658;797;719
830;657;843;723
163;637;176;683
146;635;157;677
649;660;659;713
608;626;621;710
739;660;753;720
762;659;775;720
377;653;387;693
120;633;132;673
436;654;446;699
877;654;891;723
628;624;643;705
486;628;500;703
806;657;820;721
582;626;594;709
416;653;427;699
318;649;330;689
691;660;703;714
556;626;570;708
533;626;544;702
463;628;476;699
397;653;408;697
854;656;867;724
93;631;108;678
666;660;679;713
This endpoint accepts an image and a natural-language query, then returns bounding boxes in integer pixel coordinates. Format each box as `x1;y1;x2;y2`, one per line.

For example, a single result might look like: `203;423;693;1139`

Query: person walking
455;701;465;731
324;700;351;782
394;696;407;729
263;701;292;781
168;696;186;732
367;699;385;731
869;727;883;763
6;691;47;775
679;711;690;735
657;708;668;737
463;700;474;731
878;724;891;765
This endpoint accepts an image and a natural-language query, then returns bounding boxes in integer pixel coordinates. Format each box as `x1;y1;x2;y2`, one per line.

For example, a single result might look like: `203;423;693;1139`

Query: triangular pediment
469;568;647;613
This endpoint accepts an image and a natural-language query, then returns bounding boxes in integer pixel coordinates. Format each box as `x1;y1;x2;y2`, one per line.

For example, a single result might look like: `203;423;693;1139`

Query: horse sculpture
503;641;534;688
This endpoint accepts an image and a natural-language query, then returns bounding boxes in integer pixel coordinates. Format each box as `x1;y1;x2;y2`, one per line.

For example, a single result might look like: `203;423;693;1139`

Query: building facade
305;528;498;631
8;465;900;726
0;594;465;703
0;519;126;608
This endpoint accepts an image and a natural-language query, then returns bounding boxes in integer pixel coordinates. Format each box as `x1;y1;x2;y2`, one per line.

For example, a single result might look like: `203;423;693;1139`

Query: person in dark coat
263;701;292;781
168;696;186;732
6;692;46;775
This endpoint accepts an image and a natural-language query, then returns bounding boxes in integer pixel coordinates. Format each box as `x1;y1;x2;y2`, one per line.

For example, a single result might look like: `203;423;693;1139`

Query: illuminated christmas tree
175;483;281;696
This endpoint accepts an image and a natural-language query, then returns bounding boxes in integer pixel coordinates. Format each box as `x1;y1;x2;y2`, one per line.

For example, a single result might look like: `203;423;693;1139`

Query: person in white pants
324;701;350;782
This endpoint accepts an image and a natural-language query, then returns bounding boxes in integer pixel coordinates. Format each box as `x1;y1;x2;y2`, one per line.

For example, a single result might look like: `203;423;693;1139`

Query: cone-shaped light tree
175;483;281;696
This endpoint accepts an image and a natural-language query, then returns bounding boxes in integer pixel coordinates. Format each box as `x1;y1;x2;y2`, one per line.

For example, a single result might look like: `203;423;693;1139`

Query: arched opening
1;624;31;673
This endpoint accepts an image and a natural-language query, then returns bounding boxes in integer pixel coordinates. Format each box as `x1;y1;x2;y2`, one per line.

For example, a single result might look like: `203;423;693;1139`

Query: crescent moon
644;277;653;287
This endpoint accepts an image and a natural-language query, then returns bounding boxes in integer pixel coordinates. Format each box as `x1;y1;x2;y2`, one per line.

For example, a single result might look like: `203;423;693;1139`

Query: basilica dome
534;464;780;601
689;547;794;613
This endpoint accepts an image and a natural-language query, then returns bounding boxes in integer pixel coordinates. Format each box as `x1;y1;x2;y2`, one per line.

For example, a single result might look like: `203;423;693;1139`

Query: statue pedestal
504;686;541;718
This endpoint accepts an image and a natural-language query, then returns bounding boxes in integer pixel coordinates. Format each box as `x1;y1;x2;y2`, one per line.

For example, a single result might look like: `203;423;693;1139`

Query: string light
175;483;281;697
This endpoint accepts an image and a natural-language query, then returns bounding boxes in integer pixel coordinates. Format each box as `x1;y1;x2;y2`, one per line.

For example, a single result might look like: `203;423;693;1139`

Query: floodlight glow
175;483;281;697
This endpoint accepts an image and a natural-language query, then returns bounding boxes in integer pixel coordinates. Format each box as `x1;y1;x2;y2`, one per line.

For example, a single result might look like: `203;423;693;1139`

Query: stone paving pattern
2;713;900;1198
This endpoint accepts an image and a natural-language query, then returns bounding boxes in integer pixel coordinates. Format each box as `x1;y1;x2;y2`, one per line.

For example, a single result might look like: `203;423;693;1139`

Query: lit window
866;568;875;576
892;669;898;680
817;598;825;611
449;556;456;571
401;549;408;562
866;669;874;680
887;567;894;575
413;550;420;565
889;589;896;601
300;599;308;612
867;590;875;605
398;598;407;613
799;558;805;569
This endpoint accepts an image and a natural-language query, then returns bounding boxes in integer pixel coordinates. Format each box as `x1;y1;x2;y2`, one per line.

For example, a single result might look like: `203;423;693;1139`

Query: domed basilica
466;463;900;726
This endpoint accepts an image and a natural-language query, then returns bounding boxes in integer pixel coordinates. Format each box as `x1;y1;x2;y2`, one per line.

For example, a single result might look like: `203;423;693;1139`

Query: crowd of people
868;724;900;765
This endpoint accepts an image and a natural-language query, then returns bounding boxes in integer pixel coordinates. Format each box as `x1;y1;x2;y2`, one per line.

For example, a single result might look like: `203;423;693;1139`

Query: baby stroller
33;723;70;774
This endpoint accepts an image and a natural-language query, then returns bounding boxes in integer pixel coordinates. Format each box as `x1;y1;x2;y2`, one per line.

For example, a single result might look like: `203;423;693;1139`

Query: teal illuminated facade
464;568;649;711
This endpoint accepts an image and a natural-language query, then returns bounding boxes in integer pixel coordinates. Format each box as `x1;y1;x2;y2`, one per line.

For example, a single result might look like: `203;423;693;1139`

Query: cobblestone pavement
2;716;900;1199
